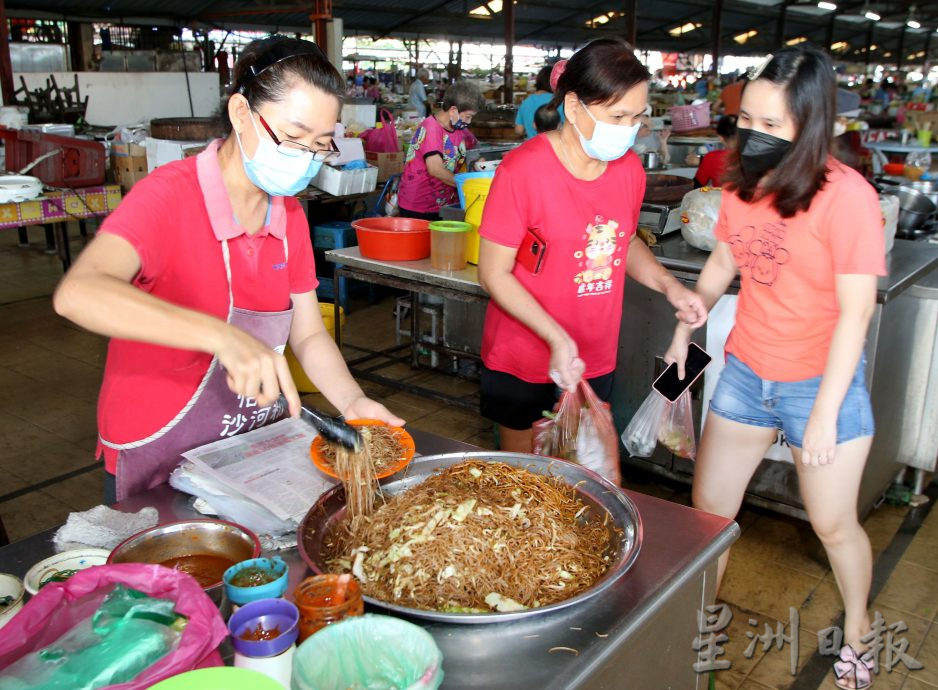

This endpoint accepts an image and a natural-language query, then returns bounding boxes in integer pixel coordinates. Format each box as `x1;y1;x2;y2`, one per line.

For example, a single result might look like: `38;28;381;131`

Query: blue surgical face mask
572;102;640;162
235;113;323;196
453;119;469;131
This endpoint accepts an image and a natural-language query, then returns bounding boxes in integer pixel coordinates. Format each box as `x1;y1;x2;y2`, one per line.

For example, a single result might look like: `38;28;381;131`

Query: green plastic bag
0;586;183;690
292;614;443;690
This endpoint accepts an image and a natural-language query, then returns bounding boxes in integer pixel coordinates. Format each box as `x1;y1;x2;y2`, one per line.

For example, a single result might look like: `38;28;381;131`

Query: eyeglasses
256;112;340;162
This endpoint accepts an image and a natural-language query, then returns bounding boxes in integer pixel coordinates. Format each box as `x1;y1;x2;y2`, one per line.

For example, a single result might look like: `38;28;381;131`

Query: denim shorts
709;354;875;449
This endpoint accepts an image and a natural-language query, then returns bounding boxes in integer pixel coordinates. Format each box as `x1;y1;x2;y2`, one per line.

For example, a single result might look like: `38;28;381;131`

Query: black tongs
281;395;363;451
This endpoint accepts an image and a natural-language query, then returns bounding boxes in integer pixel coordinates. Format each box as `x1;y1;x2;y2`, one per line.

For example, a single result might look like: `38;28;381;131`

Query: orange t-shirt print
714;158;887;382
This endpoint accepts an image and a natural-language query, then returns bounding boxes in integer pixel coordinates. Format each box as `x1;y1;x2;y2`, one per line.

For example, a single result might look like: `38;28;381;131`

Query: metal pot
642;151;659;169
886;187;936;232
901;181;938;208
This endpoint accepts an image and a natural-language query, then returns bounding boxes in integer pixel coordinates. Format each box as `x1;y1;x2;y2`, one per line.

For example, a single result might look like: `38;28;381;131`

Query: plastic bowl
24;548;110;595
223;556;289;606
228;598;300;658
352;217;430;261
293;614;443;690
884;162;906;176
0;573;25;629
150;667;286;690
309;418;415;480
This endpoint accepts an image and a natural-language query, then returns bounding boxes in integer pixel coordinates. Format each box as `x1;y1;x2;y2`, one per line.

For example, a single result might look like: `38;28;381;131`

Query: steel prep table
0;429;738;689
616;235;938;520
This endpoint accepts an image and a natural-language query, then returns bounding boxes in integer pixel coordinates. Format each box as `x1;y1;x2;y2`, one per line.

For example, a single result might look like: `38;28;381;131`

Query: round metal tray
297;451;643;624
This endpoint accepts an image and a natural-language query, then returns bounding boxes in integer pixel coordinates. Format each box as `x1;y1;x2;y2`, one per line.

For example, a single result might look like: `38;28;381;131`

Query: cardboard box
312;164;378;197
366;151;404;182
110;148;148;193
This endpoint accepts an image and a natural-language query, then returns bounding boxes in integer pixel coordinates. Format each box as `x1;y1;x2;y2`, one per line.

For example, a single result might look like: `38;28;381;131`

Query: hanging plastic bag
0;564;228;689
679;187;722;251
621;390;668;458
359;109;399;154
532;381;621;486
658;391;697;460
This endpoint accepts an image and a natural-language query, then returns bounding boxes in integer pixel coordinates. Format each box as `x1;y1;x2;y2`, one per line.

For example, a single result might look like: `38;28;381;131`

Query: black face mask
737;127;792;175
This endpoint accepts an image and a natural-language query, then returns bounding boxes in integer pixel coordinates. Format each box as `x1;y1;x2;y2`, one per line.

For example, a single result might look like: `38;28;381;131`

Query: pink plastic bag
0;563;228;688
532;381;622;486
360;109;399;154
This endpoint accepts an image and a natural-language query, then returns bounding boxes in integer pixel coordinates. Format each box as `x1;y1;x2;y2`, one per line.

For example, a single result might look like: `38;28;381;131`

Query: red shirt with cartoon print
397;115;478;214
715;157;887;381
479;135;645;383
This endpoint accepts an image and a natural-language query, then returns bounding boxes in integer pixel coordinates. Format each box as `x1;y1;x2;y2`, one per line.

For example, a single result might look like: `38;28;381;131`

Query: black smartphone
653;342;712;403
516;228;547;275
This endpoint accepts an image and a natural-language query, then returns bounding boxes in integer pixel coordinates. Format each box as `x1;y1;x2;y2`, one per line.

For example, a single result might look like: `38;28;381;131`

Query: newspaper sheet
181;418;336;523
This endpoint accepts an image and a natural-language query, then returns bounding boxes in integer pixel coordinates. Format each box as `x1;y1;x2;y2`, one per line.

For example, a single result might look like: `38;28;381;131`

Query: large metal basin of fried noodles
297;451;643;624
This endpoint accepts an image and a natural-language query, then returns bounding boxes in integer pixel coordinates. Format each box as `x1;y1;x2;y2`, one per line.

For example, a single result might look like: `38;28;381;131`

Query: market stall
0;428;738;689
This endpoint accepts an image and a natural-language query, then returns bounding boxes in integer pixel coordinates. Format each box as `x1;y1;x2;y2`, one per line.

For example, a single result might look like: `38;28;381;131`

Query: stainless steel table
327;248;488;410
0;429;738;689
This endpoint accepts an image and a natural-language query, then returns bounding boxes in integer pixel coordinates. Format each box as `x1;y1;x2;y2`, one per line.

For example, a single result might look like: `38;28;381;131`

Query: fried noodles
321;460;614;613
322;425;404;473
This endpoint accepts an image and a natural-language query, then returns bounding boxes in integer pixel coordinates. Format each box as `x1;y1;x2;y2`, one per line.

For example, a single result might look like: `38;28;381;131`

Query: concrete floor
0;223;936;689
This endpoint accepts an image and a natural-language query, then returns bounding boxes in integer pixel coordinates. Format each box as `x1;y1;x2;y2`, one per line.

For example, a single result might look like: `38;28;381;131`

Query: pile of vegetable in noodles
322;460;615;613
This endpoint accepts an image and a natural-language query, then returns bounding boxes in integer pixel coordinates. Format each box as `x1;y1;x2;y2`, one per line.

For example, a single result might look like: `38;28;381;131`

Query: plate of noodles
298;451;642;624
310;419;415;480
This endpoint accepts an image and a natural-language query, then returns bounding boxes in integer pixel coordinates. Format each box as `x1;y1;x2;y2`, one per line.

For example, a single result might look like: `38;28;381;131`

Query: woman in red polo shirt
693;115;736;188
477;37;707;463
667;46;884;689
54;37;402;502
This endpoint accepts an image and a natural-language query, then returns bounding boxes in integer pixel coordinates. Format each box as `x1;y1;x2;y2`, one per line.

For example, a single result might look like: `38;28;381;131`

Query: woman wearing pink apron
54;37;403;501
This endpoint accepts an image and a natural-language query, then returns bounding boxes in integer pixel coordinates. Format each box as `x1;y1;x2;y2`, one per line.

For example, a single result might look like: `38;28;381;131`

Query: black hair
534;65;552;93
723;44;835;218
443;80;485;113
223;36;344;133
548;37;650;112
534;104;560;133
716;114;737;140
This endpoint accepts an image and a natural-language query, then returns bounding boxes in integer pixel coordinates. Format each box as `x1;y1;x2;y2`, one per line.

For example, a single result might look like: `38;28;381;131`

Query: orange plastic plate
309;418;415;480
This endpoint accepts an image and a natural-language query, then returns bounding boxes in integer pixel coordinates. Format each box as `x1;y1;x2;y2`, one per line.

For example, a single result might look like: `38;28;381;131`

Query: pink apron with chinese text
101;150;294;501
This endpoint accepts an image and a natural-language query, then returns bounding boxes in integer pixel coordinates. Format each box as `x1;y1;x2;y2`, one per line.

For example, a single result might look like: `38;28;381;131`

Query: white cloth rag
53;505;160;552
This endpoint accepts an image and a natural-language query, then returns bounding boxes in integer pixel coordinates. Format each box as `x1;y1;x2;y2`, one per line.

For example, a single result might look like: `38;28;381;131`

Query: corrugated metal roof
8;0;938;61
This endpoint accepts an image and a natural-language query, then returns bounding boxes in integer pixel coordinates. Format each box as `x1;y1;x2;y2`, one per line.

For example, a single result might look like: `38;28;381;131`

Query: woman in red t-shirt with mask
667;45;885;689
477;37;707;464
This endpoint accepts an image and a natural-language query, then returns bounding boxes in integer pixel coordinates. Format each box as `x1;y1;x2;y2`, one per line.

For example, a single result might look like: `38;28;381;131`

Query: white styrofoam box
145;137;206;172
341;103;377;130
312;164;378;197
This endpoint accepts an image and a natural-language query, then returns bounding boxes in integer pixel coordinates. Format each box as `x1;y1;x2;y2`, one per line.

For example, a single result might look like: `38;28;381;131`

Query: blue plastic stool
313;221;356;311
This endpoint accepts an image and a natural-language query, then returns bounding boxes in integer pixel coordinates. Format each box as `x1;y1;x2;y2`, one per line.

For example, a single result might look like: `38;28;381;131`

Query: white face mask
833;121;847;138
571;101;641;162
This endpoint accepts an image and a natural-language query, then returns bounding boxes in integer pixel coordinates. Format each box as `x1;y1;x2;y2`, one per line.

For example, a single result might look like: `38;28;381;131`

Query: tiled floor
1;225;936;688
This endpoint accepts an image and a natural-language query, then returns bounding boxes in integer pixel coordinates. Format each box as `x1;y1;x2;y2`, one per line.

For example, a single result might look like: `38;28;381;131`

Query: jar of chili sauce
294;574;363;641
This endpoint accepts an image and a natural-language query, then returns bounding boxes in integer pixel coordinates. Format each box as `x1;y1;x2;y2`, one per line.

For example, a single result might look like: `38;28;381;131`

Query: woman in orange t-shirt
666;46;885;690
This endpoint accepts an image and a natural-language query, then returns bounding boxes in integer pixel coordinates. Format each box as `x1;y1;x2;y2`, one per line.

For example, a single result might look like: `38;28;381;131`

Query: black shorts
480;365;615;431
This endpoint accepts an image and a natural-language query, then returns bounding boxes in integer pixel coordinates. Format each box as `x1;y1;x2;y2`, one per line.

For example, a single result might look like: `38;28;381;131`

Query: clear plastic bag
621;390;669;457
679;187;722;251
532;381;621;485
658;391;697;460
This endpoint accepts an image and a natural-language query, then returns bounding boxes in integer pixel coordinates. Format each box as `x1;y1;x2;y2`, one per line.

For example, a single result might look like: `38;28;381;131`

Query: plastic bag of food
679;187;722;251
293;614;443;690
621;390;668;458
658;391;697;460
0;564;228;689
532;381;621;485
